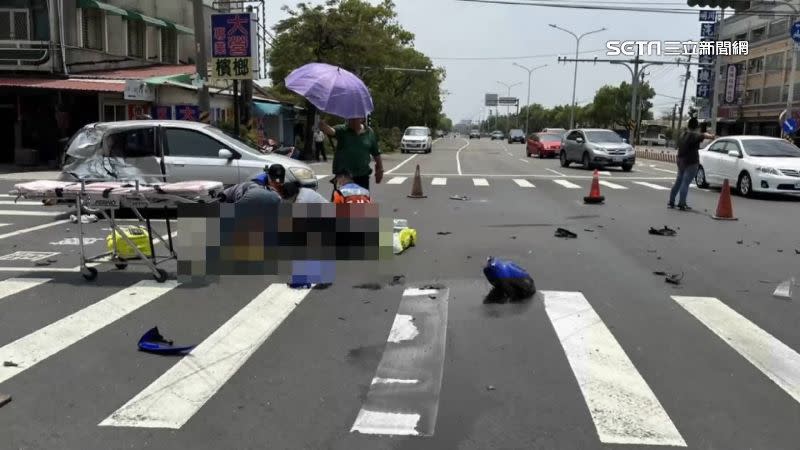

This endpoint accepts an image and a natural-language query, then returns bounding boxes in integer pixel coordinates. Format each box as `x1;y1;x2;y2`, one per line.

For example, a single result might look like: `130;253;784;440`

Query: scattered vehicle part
138;327;195;355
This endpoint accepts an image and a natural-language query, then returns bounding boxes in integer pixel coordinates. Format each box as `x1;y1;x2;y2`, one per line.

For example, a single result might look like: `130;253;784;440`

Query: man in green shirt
319;118;384;192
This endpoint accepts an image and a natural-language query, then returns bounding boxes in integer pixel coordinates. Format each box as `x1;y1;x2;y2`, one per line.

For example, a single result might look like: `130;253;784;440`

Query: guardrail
636;148;677;163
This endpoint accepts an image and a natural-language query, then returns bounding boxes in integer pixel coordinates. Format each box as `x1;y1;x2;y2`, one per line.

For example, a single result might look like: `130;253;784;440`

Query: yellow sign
211;57;252;80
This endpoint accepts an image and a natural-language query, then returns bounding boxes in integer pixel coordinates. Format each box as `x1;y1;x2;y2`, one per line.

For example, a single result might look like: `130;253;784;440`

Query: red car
526;132;563;158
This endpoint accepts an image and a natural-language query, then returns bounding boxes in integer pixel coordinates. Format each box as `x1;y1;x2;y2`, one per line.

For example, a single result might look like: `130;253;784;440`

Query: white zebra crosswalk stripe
0;210;61;216
598;180;627;190
0;223;9;228
543;291;686;447
0;280;179;385
672;296;800;405
553;179;581;189
633;181;670;191
0;278;51;303
0;201;42;206
431;177;447;186
101;283;313;429
315;174;329;180
512;179;535;188
472;178;489;186
387;177;407;185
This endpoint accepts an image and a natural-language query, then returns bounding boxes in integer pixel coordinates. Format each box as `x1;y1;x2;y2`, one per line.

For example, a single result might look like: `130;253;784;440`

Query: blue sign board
210;13;255;80
697;68;713;84
792;21;800;43
175;105;200;122
699;10;716;22
783;118;798;134
696;84;711;99
698;54;715;66
700;23;717;39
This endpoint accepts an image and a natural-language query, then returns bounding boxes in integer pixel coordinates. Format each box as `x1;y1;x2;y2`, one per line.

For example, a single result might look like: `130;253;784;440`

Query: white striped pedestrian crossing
0;280;178;385
633;181;670;191
543;291;686;447
100;283;312;429
673;296;800;405
387;177;407;185
0;200;43;206
0;223;9;228
315;174;329;180
472;178;489;186
431;177;447;186
598;180;627;190
0;278;51;303
0;209;61;217
553;179;581;189
513;179;535;188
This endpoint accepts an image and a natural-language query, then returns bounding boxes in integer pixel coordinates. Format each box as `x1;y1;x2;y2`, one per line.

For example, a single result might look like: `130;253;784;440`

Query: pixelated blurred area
175;203;394;278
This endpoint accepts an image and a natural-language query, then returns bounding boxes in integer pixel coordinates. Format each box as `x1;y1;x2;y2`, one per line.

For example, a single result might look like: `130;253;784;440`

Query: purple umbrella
284;63;374;119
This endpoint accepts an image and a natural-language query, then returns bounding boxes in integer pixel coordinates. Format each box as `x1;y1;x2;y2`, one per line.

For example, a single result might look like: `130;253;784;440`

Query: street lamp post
497;80;522;133
513;63;547;135
549;24;606;129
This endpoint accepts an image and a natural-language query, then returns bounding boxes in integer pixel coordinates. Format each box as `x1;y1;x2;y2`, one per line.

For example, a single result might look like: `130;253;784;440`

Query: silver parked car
560;128;636;171
59;120;318;189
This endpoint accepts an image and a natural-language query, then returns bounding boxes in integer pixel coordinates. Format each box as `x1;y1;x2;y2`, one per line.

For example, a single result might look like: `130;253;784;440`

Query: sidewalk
0;164;61;181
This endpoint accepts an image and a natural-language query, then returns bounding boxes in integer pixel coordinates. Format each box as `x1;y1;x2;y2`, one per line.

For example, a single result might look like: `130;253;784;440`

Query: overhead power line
430;47;608;61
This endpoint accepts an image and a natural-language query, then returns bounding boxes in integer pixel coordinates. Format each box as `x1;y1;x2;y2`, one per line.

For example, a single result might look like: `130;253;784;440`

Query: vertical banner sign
699;10;716;22
152;106;173;120
725;64;737;104
175;105;201;121
211;13;256;80
735;63;746;105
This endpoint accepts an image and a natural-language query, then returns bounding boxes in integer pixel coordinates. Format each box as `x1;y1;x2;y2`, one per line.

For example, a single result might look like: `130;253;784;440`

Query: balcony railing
0;40;50;67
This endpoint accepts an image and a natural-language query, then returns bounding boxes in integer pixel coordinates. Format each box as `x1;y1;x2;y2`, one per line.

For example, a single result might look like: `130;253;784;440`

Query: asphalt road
1;137;800;450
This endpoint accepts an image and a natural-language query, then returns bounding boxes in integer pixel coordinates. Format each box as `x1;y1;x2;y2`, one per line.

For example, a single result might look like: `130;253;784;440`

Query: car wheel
560;151;570;167
582;152;592;170
621;163;633;172
695;166;708;188
737;171;753;197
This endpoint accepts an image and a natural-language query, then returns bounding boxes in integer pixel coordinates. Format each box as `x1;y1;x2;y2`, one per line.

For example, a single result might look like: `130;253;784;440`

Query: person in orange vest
332;171;372;204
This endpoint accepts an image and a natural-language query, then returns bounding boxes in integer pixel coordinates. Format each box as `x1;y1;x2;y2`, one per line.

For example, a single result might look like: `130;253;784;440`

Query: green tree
268;0;444;157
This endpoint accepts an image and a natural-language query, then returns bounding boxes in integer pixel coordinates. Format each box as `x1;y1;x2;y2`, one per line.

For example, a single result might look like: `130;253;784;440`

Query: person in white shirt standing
314;128;327;162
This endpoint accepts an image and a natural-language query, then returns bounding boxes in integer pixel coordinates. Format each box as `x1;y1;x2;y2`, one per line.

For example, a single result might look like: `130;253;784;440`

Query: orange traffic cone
583;169;605;204
712;178;737;220
408;164;427;199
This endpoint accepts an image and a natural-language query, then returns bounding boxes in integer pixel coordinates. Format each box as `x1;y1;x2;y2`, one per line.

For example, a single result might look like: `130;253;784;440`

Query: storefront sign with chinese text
210;13;257;80
175;105;201;121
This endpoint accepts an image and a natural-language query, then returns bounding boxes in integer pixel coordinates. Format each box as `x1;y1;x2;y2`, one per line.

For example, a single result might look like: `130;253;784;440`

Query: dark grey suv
507;129;525;144
560;128;636;171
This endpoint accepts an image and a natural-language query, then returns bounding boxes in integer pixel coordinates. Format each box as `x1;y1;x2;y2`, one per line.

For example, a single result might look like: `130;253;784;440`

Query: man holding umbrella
284;63;383;193
318;118;383;191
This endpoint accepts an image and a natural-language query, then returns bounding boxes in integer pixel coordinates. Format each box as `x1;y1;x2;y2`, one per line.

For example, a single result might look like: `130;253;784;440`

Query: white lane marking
652;167;677;174
372;378;419;385
431;177;447;186
385;154;417;175
0;210;61;216
455;139;470;175
0;223;9;228
0;201;43;206
387;314;419;343
513;179;535;188
368;173;675;180
597;171;611;176
599;180;627;190
0;280;179;385
0;267;93;273
546;168;566;176
472;178;490;187
633;181;670;191
387;176;407;185
0;278;51;303
673;296;800;405
543;291;686;447
315;174;329;180
554;179;581;189
100;283;311;429
519;158;530;164
404;288;439;296
0;194;13;198
351;410;421;436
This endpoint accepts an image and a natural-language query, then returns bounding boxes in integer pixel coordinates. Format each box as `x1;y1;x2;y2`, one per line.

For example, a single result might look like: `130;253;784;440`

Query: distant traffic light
686;0;750;11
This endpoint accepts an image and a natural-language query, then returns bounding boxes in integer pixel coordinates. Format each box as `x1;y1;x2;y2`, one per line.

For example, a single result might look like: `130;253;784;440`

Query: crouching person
332;171;372;204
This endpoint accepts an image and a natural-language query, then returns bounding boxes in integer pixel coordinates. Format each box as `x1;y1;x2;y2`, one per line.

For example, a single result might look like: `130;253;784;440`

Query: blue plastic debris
138;327;194;355
483;257;536;300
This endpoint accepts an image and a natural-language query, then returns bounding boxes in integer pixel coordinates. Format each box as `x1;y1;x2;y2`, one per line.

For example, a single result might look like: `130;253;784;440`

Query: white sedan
696;135;800;197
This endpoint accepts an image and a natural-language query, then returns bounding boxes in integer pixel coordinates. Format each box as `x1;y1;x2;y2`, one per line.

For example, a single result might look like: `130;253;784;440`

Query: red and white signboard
725;65;737;104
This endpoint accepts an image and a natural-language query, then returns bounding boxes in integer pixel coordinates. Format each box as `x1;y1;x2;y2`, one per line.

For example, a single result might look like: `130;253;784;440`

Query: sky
262;0;706;123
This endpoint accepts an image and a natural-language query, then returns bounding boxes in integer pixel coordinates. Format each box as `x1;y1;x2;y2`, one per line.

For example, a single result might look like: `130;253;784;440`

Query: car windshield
585;130;623;143
405;128;428;136
743;139;800;157
538;133;562;141
510;130;523;136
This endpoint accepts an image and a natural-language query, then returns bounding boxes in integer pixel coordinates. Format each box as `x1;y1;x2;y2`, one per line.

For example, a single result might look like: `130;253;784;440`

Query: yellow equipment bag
106;225;152;259
393;227;417;255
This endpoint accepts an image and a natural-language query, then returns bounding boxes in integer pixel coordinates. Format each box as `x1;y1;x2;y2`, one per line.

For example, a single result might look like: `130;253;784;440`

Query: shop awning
163;20;194;35
254;102;283;117
78;0;128;17
0;77;125;93
126;10;168;28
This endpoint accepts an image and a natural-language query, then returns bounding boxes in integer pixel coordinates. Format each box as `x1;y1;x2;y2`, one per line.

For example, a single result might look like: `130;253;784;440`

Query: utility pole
192;0;210;121
709;8;725;135
497;81;521;134
671;103;678;135
512;63;547;135
636;71;647;144
678;54;692;131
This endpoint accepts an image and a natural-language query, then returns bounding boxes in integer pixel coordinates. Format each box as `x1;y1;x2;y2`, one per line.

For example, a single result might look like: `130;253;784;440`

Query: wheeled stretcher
10;179;223;282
